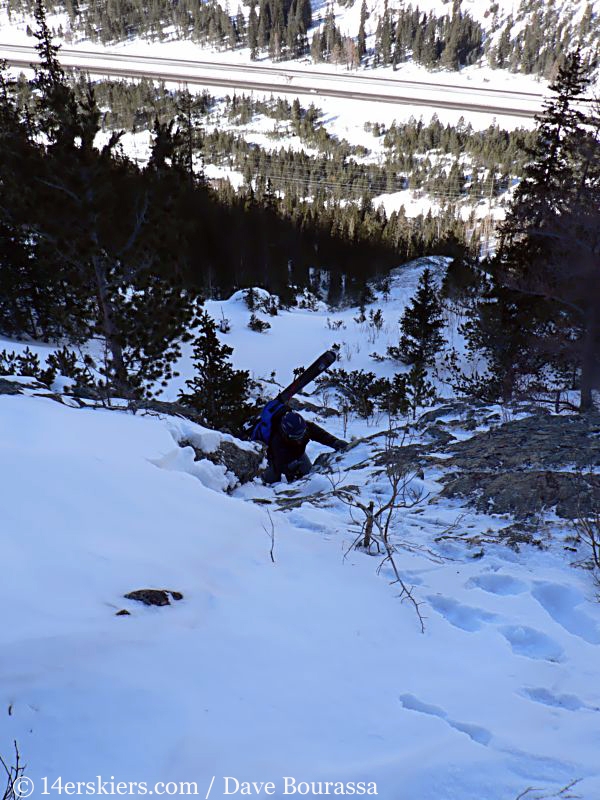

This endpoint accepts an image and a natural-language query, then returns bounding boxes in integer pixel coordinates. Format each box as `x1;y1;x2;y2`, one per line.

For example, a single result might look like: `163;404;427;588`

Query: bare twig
574;511;600;571
376;540;426;634
331;462;429;632
363;500;374;550
514;778;582;800
1;741;25;800
262;510;276;564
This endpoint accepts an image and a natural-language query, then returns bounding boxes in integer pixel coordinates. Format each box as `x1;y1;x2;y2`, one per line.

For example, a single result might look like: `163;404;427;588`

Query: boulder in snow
124;589;183;607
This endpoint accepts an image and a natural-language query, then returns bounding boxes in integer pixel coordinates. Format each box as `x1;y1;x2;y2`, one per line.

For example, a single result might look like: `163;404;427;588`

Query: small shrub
248;314;271;333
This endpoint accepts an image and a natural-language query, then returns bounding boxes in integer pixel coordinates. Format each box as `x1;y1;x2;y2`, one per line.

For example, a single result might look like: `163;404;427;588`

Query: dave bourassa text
221;777;378;795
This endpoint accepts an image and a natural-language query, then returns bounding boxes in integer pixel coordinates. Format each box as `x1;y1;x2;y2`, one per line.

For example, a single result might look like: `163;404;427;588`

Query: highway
0;42;546;120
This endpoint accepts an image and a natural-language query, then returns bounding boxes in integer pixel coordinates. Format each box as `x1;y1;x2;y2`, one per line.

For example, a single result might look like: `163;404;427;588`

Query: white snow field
2;262;600;800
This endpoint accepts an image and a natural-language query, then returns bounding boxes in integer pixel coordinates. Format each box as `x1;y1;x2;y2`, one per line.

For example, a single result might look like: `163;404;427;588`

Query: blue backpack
251;398;286;444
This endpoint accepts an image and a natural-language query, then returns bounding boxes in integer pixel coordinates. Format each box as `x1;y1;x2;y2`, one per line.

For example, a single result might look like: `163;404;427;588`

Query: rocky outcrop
180;438;263;485
444;413;600;472
438;413;600;519
441;470;600;519
0;378;24;395
0;376;48;395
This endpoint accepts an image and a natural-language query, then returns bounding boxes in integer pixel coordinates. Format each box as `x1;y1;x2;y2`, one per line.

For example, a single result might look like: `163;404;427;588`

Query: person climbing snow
248;349;346;483
262;408;347;484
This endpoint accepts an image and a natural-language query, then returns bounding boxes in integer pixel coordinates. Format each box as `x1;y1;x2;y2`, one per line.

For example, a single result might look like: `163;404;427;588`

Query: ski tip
320;350;337;368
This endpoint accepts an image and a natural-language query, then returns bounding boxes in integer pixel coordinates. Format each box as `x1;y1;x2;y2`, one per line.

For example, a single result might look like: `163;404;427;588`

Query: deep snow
2;262;600;800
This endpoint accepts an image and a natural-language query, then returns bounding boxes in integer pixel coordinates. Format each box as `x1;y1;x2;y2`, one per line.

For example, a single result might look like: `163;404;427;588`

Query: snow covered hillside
2;262;600;800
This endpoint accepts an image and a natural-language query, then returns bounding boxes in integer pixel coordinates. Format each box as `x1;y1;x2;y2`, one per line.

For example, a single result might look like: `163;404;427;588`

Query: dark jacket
267;412;340;481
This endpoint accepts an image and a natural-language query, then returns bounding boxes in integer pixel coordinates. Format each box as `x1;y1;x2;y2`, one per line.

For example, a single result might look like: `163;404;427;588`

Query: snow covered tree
179;311;251;432
389;268;446;366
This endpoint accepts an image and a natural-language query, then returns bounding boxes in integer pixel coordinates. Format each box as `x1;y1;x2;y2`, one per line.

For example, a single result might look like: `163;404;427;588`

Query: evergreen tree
248;0;259;58
456;278;547;403
378;0;392;66
1;17;200;397
405;362;437;418
179;310;251;431
441;4;461;70
376;373;410;418
389;267;445;365
31;0;80;147
357;0;368;63
493;50;600;409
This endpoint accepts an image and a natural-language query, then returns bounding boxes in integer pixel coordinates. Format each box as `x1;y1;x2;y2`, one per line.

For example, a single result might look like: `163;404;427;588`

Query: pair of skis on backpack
248;349;337;445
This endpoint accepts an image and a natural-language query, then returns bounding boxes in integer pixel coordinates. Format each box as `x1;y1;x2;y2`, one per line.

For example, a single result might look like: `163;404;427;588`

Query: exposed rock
128;398;206;425
124;589;183;606
496;522;549;551
441;470;600;519
423;423;456;446
0;378;23;395
444;413;600;472
180;438;263;485
0;376;49;395
372;443;424;472
417;400;472;429
115;609;131;616
71;384;109;401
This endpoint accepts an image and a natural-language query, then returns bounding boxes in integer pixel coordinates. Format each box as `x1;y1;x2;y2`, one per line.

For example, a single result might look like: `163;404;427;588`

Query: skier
263;408;347;484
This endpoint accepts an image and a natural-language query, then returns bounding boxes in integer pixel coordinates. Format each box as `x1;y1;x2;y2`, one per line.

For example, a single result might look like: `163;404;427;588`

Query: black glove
333;439;349;452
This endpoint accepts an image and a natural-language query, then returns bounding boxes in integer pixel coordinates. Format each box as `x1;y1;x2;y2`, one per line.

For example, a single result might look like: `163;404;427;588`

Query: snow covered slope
2;264;600;800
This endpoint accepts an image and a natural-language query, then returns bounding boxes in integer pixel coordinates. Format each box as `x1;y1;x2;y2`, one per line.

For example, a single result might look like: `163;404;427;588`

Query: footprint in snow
398;694;492;746
500;625;564;662
519;687;594;712
467;573;528;596
427;594;498;632
500;747;582;784
532;582;600;645
286;511;330;534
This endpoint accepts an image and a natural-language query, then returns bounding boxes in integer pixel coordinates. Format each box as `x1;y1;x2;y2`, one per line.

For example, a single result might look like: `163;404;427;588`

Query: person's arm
306;421;347;451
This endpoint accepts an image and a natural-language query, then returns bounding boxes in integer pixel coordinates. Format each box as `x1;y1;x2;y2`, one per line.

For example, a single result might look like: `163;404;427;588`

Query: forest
2;0;598;78
0;3;598;416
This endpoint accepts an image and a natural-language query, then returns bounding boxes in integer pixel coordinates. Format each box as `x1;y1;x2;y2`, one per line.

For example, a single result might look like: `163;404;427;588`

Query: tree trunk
92;253;130;396
579;303;599;412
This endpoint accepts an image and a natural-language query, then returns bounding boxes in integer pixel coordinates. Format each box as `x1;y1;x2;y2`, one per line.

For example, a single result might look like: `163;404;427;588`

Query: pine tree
456;278;546;403
179;310;251;431
31;0;80;147
493;50;600;409
236;5;246;46
376;373;410;418
379;0;392;66
357;0;368;62
389;267;445;365
248;0;259;58
3;17;200;397
441;5;461;70
405;362;437;418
